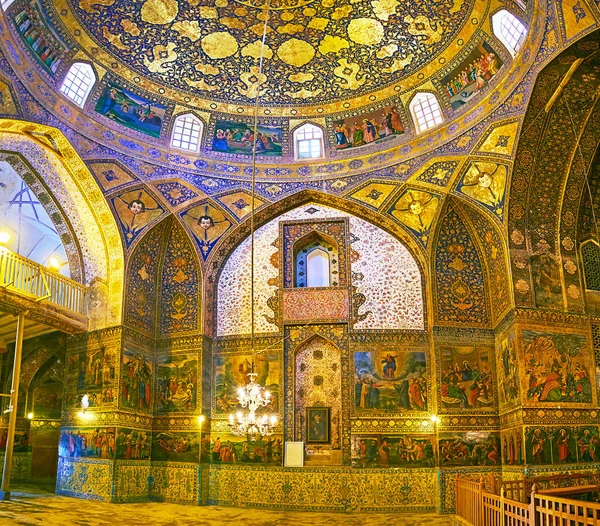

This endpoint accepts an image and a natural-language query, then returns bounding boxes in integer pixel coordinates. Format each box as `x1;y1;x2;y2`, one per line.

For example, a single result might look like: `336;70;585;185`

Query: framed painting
306;406;330;444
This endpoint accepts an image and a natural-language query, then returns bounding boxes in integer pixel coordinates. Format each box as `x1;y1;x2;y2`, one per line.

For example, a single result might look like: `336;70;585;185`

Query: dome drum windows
293;123;324;160
171;114;204;152
492;10;527;57
59;62;95;107
409;92;443;134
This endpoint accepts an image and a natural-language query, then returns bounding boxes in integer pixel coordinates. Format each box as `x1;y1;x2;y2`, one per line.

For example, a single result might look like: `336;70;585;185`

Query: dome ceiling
68;0;479;110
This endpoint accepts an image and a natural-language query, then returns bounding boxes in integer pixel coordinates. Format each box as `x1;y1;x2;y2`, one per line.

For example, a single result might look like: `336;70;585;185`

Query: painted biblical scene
212;120;282;156
214;353;279;415
333;105;405;150
501;428;524;466
58;428;115;459
0;430;29;453
531;255;563;309
525;426;600;465
32;381;62;419
439;346;494;411
114;428;151;460
121;349;153;413
13;1;70;75
156;354;198;413
354;350;428;413
111;189;164;248
94;82;167;138
209;433;282;465
439;432;500;466
522;331;592;404
440;40;503;111
151;430;199;463
351;434;435;468
496;333;520;410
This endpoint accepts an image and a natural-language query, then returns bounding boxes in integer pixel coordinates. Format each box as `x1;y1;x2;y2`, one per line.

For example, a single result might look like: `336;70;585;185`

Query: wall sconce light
48;257;63;271
0;232;11;245
77;394;92;419
198;415;205;425
430;415;440;424
26;412;33;420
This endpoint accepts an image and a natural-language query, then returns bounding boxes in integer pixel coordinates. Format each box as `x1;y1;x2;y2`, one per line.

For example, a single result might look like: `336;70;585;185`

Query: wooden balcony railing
0;248;85;315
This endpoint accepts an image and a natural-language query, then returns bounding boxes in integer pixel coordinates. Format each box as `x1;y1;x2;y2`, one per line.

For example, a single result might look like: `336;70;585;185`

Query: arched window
171;114;203;152
582;240;600;291
295;235;339;288
306;248;330;287
59;63;95;107
294;123;324;159
410;92;443;134
492;10;527;57
1;0;15;10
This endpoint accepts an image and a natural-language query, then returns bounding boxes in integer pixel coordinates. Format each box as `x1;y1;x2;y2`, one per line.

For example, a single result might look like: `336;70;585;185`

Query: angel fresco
112;190;163;247
459;162;507;213
181;203;231;260
390;190;439;242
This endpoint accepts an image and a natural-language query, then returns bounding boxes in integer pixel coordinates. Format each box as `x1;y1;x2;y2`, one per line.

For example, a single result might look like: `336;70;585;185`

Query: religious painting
496;333;520;410
212;120;283;156
439;346;495;411
64;345;116;408
214;353;279;415
181;202;232;261
58;427;115;459
354;350;428;413
440;40;503;111
524;427;551;465
110;188;164;248
531;254;563;309
13;1;70;75
457;161;508;217
121;349;152;413
351;434;435;468
151;431;199;463
0;430;29;453
155;354;198;413
94;81;167;138
32;380;62;419
525;426;600;465
209;433;282;465
501;428;524;466
306;407;330;444
439;431;500;466
332;105;405;150
522;331;592;404
114;428;151;460
388;189;440;246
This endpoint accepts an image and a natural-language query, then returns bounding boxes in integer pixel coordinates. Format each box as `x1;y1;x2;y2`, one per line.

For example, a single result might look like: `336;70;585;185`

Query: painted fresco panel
332;105;404;150
58;427;115;459
522;331;593;404
531;255;563;309
121;349;153;413
110;188;164;248
209;433;282;465
524;426;600;465
94;82;167;138
440;40;503;111
151;431;199;463
156;354;198;413
354;350;428;413
439;346;494;411
212;120;282;156
115;428;151;460
214;353;279;415
32;381;62;419
351;434;435;468
496;332;520;410
439;432;500;466
501;428;524;465
181;202;232;261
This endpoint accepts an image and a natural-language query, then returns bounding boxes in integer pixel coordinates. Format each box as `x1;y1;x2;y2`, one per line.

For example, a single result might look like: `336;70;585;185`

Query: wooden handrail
0;249;86;315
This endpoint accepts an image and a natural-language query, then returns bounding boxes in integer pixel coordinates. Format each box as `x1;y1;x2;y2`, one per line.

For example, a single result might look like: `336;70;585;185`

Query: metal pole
0;312;25;500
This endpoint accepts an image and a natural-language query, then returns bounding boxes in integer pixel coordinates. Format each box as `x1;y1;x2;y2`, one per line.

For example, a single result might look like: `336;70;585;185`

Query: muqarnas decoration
156;354;198;413
439;431;500;466
354;350;428;413
439;346;494;411
351;434;435;468
441;40;503;111
95;81;167;138
214;353;279;414
522;331;592;404
209;433;282;465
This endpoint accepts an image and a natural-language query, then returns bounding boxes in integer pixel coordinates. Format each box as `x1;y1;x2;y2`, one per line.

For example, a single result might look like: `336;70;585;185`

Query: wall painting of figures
354;350;428;413
121;349;153;413
351;434;435;468
496;333;520;410
114;428;151;460
59;428;115;459
0;431;29;453
501;428;524;466
156;354;198;413
212;120;283;156
332;105;405;150
531;255;563;309
525;426;600;465
151;431;199;462
439;432;500;466
440;40;503;111
94;81;167;138
439;346;494;411
214;353;279;415
209;433;282;465
522;331;593;404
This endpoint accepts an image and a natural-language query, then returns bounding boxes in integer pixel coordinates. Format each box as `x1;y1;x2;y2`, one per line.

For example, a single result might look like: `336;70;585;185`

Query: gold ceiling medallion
232;0;316;10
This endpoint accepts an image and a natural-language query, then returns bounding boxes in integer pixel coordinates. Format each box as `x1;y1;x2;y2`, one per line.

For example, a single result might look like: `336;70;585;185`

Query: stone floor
0;484;459;525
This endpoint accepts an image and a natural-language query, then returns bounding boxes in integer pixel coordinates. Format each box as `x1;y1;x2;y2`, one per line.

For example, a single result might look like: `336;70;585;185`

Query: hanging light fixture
228;0;277;441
